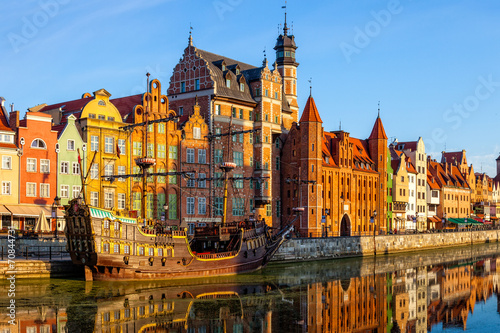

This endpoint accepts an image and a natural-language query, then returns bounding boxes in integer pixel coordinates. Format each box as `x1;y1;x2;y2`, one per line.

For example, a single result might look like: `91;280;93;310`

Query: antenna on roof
308;77;312;96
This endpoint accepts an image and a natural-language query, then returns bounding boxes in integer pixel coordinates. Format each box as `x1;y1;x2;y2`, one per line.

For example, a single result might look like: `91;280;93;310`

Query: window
90;164;99;179
276;200;281;217
67;139;75;151
158;123;165;134
40;159;50;173
132;192;141;211
265;89;269;97
249;133;253;144
27;183;36;197
105;191;114;209
133;141;142;156
2;156;12;169
91;136;99;151
232;107;236;118
168;169;177;184
240;83;244;92
104;164;114;178
232;198;244;216
186;148;195;163
187;172;196;187
266;204;272;216
114;244;120;254
233;151;243;167
91;192;98;206
215;127;221;139
193;127;201;139
157;193;166;219
118;193;125;210
239;109;243;119
72;162;80;175
239;133;243;143
118;165;125;181
118;139;126;155
215;172;223;187
187;197;195;215
169;146;178;159
2;181;11;195
168;194;177;219
179;106;183;115
198;149;206;164
275;92;278;99
181;81;185;93
147;143;154;158
40;183;50;198
214;197;223;216
89;113;96;119
249;110;253;121
233;174;243;188
60;161;69;174
195;79;200;90
198;197;206;215
226;79;231;88
198;173;206;188
215;104;221;115
215;149;223;164
276;156;280;170
60;185;69;198
72;186;81;199
31;138;46;149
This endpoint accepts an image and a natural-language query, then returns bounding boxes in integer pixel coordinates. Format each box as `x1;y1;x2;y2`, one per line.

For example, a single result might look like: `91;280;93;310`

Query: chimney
9;111;19;131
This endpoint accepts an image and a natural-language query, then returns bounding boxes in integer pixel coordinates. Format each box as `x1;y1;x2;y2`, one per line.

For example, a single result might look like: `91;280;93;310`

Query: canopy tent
34;210;51;232
447;218;483;226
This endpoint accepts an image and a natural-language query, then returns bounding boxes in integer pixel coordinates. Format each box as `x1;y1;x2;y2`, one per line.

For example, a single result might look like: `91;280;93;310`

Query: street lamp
52;196;61;239
372;209;378;255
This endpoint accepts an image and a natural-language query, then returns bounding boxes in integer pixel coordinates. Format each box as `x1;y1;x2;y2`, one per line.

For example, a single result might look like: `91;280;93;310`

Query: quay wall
272;229;500;262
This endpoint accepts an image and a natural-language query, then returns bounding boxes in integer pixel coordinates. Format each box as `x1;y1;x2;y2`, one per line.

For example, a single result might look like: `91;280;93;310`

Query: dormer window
235;66;240;75
98;100;106;106
240;82;244;92
222;62;226;71
226;79;231;88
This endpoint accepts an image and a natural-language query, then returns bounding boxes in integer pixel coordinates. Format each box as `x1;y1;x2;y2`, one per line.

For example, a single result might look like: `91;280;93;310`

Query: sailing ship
64;74;300;281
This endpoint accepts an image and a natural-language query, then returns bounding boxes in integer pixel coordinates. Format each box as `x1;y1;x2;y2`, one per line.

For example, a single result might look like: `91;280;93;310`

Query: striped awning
89;207;137;224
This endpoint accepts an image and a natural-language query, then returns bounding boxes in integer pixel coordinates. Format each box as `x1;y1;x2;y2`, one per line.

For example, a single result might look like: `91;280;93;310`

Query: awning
89;207;136;224
0;205;10;215
4;204;65;218
447;218;483;226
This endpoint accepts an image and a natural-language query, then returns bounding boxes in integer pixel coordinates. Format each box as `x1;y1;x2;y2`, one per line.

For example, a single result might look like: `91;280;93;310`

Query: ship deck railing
194;250;238;259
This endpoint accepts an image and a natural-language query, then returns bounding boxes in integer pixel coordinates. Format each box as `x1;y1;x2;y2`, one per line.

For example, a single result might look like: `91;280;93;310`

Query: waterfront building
0;98;20;228
39;89;133;215
281;96;388;237
427;159;471;225
167;18;299;230
386;148;393;231
53;114;85;207
426;169;441;229
9;110;59;230
389;147;409;233
394;138;428;231
405;157;418;231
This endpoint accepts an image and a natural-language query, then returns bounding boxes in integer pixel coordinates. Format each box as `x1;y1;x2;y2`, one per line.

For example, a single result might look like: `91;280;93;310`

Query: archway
340;214;351;237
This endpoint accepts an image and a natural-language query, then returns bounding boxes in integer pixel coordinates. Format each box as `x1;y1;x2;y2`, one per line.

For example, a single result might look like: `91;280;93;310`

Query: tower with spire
274;5;299;125
368;110;389;234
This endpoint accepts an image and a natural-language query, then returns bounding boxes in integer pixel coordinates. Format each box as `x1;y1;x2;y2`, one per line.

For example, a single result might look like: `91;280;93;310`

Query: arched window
31;138;47;149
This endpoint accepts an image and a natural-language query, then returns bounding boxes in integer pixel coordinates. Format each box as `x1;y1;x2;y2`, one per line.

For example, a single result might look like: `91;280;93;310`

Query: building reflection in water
1;256;500;332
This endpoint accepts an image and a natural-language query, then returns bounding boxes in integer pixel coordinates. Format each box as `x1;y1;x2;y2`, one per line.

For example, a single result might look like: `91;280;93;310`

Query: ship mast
136;73;156;226
220;116;236;227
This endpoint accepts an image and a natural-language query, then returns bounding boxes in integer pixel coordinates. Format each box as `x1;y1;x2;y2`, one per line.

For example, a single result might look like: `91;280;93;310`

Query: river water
1;242;500;332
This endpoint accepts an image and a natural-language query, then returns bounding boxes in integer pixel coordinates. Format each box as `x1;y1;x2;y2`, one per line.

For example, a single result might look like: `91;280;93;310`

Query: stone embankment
272;229;500;262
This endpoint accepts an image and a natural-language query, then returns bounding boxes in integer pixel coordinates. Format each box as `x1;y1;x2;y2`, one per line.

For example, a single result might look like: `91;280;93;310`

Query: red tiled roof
111;94;143;120
38;95;92;114
406;157;417;174
368;116;387;140
0;105;13;132
395;141;417;151
299;96;322;123
441;151;464;165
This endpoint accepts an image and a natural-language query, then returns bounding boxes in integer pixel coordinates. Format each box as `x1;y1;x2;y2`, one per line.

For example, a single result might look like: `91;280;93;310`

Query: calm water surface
1;242;500;332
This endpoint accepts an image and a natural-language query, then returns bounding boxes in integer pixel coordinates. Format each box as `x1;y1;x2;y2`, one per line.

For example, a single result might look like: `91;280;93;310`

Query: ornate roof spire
188;24;193;46
282;1;288;36
308;77;312;96
378;101;380;118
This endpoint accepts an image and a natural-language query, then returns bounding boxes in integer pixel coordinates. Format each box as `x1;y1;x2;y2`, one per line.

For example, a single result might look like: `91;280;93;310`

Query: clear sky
1;0;500;175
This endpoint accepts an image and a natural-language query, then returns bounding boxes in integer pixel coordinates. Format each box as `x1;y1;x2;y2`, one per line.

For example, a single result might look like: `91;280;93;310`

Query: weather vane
308;77;312;96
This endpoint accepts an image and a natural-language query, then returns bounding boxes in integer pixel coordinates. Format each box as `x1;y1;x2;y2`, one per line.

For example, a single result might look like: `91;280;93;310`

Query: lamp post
52;196;61;239
372;209;378;255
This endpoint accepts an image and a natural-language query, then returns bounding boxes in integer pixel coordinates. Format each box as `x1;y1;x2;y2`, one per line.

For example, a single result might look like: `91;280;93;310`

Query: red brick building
281;96;388;237
167;23;299;229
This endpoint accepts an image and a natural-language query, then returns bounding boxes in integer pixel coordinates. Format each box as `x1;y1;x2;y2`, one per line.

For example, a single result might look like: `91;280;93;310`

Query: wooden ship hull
64;199;292;281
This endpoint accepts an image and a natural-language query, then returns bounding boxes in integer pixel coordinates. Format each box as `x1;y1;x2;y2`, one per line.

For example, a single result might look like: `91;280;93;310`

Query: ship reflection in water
2;243;500;332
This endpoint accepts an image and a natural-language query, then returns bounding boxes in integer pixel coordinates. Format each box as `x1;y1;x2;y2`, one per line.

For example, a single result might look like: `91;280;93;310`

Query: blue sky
1;0;500;175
